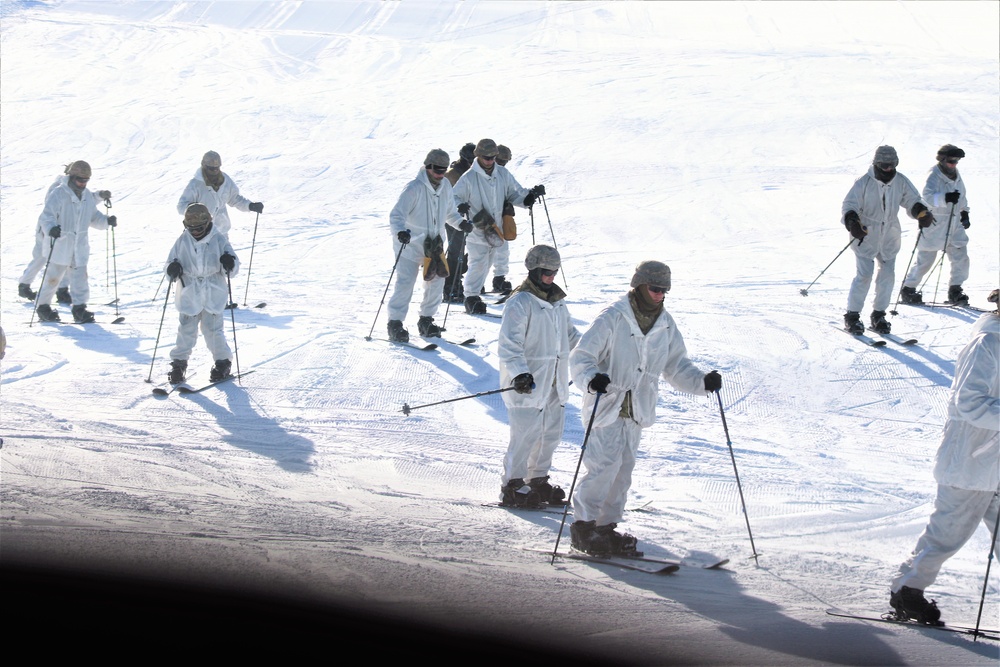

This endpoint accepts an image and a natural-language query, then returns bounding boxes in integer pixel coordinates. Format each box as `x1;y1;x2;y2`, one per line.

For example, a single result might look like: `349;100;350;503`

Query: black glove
523;193;538;208
844;211;865;241
944;191;961;204
704;370;722;393
917;210;935;229
249;202;264;213
167;260;183;280
220;253;236;273
961;210;970;229
49;225;61;239
530;184;545;197
107;215;117;227
397;230;411;244
588;373;611;394
513;373;534;394
459;220;473;234
457;202;471;216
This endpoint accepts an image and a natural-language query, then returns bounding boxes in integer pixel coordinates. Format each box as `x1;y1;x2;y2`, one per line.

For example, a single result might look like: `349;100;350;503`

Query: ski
833;324;886;347
825;608;998;640
177;370;256;395
481;502;568;515
878;333;918;346
551;551;679;574
492;293;512;305
151;373;198;396
366;337;439;351
921;302;992;313
467;311;503;320
425;336;476;347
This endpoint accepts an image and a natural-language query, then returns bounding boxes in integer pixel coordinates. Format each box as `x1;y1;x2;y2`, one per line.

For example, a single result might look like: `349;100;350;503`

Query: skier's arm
950;334;1000;431
498;297;531;380
659;318;709;396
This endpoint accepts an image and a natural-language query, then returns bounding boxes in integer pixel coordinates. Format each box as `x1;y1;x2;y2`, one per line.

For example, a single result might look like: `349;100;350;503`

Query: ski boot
946;285;969;305
492;275;513;295
595;523;640;556
844;311;864;335
570;520;611;555
209;359;232;382
17;283;36;300
889;586;942;625
528;476;566;505
869;310;891;334
72;304;95;323
56;286;72;305
464;296;487;315
36;304;60;322
168;360;188;385
387;319;409;342
899;286;923;304
444;280;465;304
417;316;442;338
500;478;541;508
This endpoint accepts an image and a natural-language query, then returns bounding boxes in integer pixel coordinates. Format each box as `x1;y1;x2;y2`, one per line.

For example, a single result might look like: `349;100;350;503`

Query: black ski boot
417;316;442;338
168;360;188;385
899;286;923;304
444;280;465;304
492;275;512;295
890;586;942;625
870;310;891;334
18;283;36;300
464;296;487;315
528;476;566;505
947;285;969;305
595;523;640;556
844;311;864;334
210;359;232;382
56;287;72;305
387;319;409;342
36;304;60;322
72;304;95;323
500;478;541;508
570;520;611;555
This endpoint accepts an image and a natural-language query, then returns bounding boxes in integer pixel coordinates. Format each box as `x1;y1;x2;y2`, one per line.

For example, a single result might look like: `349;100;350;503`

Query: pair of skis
826;608;998;641
539;549;729;574
151;370;255;396
834;324;918;348
367;336;476;352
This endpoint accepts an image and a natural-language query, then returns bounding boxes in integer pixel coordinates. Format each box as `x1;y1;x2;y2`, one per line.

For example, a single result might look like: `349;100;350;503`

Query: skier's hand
249;202;264;214
49;225;62;239
220;253;236;273
961;210;970;229
704;370;722;393
107;215;117;227
459;220;474;234
945;191;961;204
844;212;866;242
513;373;534;394
397;230;411;245
522;192;538;208
588;373;611;394
457;202;471;216
917;210;935;229
530;184;546;197
167;260;183;280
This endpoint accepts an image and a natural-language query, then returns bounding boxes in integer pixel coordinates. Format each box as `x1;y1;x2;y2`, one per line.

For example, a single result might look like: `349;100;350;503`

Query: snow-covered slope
2;2;998;663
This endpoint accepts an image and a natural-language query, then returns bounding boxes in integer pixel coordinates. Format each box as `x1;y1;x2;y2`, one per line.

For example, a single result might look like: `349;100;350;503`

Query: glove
704;370;722;393
220;253;236;273
249;202;264;214
49;225;62;239
844;211;865;241
917;210;935;229
167;260;183;280
961;210;970;229
397;230;411;244
944;191;960;204
97;190;112;201
513;373;534;394
107;215;117;227
530;184;546;197
588;373;611;394
523;193;538;208
457;202;471;216
459;220;474;234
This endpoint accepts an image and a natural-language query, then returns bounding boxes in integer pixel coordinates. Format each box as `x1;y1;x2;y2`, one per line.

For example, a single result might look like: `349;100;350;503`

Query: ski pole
539;195;567;290
442;214;470;330
225;268;242;384
365;236;408;341
242;211;260;307
551;391;603;564
29;237;57;328
890;229;923;316
918;201;956;304
800;239;854;296
715;389;760;565
401;386;517;415
152;273;166;303
106;200;124;324
529;203;536;246
145;278;174;383
972;492;1000;642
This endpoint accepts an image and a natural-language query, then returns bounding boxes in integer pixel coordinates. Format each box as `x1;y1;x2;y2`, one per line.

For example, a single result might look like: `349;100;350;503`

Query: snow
1;0;998;663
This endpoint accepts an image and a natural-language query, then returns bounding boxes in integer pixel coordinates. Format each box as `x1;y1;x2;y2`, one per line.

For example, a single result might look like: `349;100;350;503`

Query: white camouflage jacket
165;226;239;316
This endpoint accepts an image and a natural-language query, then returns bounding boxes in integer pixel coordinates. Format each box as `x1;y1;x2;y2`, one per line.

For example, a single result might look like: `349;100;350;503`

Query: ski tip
151;388;169;396
255;302;266;308
112;317;125;324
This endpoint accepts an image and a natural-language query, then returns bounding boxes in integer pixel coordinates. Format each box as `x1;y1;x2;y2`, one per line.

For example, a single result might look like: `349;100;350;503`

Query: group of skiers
15;151;263;384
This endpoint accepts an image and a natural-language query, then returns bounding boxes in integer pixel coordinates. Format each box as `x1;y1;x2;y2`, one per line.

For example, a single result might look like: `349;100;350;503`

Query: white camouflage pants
388;254;445;323
848;251;896;313
572;416;643;525
38;262;89;307
502;386;566;485
19;228;69;290
170;311;231;362
902;246;970;290
465;241;510;296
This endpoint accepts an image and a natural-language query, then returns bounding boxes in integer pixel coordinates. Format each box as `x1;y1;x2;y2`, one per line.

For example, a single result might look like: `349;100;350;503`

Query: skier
841;145;932;335
568;261;722;555
899;145;972;306
889;289;999;624
498;245;581;507
452;138;544;314
176;151;263;238
385;149;462;342
33;161;116;323
164;203;240;384
442;142;476;304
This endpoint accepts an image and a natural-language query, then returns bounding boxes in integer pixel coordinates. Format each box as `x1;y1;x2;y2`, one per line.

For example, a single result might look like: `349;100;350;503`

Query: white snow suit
569;294;708;525
892;312;1000;593
165;225;240;362
19;175;71;289
498;282;581;484
387;168;462;323
452;160;530;296
36;177;110;307
176;168;252;237
841;167;924;312
902;165;971;289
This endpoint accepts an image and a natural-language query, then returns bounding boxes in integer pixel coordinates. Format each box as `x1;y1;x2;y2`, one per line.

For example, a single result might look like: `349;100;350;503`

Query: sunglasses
540;269;558;277
480;155;497;162
944;158;960;165
648;285;668;294
72;176;90;182
875;162;897;171
202;165;221;171
425;164;447;175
